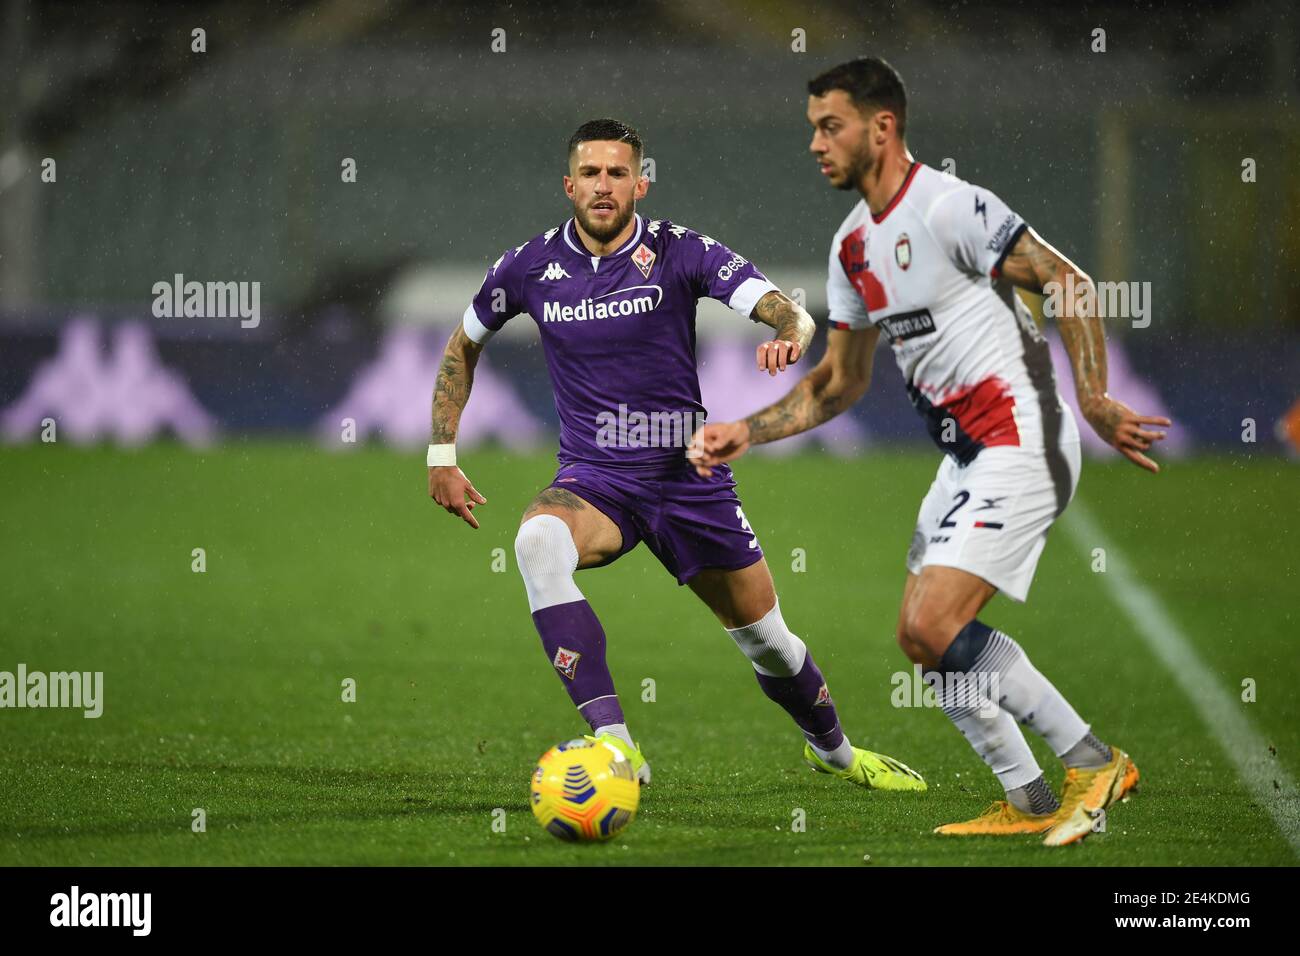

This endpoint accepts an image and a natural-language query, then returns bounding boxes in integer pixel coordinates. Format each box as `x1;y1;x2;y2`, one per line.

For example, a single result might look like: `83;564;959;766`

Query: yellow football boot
1042;748;1139;847
804;743;928;792
933;800;1058;836
1059;748;1139;815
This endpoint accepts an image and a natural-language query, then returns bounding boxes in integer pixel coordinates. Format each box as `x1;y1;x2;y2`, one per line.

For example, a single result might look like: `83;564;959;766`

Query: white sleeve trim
727;277;780;318
462;305;495;344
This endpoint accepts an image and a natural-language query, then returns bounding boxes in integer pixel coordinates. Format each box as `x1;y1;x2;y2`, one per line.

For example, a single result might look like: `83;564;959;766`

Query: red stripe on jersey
937;377;1021;449
871;162;921;224
838;225;888;312
829;320;852;330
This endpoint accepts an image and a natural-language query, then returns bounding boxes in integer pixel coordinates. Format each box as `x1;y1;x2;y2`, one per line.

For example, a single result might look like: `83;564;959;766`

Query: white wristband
427;444;457;467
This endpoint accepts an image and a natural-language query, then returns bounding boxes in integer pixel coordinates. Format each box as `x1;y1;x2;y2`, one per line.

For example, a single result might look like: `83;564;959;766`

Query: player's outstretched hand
757;339;801;376
688;421;751;477
1082;396;1172;474
429;465;487;528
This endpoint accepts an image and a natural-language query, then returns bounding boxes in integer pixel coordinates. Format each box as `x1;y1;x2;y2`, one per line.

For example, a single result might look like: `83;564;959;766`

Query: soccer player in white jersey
690;58;1171;844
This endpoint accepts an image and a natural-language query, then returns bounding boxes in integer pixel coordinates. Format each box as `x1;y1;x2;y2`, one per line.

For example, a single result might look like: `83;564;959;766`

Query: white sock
932;678;1043;792
724;600;807;677
810;737;855;770
514;514;584;613
971;629;1091;758
593;723;634;748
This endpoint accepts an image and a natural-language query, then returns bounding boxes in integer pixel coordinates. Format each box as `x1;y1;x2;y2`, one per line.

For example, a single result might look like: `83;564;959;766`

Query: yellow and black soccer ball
530;738;639;841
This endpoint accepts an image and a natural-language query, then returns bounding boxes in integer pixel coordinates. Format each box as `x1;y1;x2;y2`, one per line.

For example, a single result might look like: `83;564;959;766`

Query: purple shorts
549;461;764;585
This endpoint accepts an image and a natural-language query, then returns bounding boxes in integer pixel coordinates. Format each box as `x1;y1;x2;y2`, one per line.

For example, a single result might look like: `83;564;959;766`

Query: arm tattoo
743;366;855;445
430;326;483;445
1003;229;1110;413
751;290;815;354
1057;308;1111;417
997;228;1062;292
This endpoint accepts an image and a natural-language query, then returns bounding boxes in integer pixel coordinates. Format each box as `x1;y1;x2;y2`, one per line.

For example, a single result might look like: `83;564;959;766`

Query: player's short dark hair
808;57;907;137
567;119;644;167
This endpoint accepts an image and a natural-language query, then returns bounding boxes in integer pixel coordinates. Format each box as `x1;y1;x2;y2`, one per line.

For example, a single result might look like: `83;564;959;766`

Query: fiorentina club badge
631;243;656;278
814;683;833;707
553;647;581;680
895;234;912;270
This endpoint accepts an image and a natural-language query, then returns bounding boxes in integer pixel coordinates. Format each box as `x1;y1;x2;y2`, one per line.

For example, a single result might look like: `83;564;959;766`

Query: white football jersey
827;162;1071;464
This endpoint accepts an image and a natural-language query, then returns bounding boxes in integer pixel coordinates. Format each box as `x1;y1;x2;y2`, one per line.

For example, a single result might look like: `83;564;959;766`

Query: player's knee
896;625;926;664
902;601;961;662
514;514;578;581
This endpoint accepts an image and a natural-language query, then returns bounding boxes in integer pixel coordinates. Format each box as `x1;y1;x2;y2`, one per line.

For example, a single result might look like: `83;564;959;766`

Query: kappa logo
631;243;656;279
814;683;833;707
544;227;559;243
973;496;1008;512
553;647;581;680
895;234;912;270
540;262;571;281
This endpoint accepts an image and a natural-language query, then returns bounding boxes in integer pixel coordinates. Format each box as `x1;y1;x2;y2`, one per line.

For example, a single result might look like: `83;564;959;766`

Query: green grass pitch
1;442;1295;866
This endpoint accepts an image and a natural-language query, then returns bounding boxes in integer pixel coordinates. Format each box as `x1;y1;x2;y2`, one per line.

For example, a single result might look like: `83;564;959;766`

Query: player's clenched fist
429;465;488;529
757;339;801;376
687;421;751;477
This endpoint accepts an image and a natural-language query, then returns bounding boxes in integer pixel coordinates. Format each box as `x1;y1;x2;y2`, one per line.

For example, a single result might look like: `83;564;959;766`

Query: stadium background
1;0;1297;867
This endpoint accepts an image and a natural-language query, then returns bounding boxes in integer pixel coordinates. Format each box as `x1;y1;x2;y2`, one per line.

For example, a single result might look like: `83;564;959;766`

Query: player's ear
875;110;896;143
563;175;575;200
634;174;649;199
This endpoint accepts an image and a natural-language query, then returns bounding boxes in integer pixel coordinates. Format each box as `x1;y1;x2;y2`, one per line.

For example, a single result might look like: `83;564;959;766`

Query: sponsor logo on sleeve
717;252;748;281
986;214;1019;253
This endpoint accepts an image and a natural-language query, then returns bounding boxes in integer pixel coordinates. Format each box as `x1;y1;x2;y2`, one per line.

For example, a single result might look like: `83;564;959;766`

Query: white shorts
905;410;1081;602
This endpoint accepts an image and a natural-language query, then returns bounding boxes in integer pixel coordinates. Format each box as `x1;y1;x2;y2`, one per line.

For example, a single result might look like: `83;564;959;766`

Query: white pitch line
1062;499;1300;859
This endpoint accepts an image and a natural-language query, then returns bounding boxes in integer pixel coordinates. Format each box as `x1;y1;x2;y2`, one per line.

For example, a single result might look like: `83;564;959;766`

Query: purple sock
754;653;844;751
531;599;625;731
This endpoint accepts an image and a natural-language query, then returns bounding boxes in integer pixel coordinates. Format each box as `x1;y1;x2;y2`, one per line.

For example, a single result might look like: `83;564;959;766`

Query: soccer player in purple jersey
427;118;925;793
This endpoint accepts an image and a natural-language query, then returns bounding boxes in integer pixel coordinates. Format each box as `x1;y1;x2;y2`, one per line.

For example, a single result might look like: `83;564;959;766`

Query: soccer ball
530;738;640;842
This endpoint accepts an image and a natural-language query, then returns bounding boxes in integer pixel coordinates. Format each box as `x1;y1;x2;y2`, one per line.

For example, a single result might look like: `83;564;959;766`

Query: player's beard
574;200;634;243
834;138;877;192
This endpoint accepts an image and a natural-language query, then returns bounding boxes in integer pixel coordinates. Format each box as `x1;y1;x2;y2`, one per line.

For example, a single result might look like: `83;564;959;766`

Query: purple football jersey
462;215;777;473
